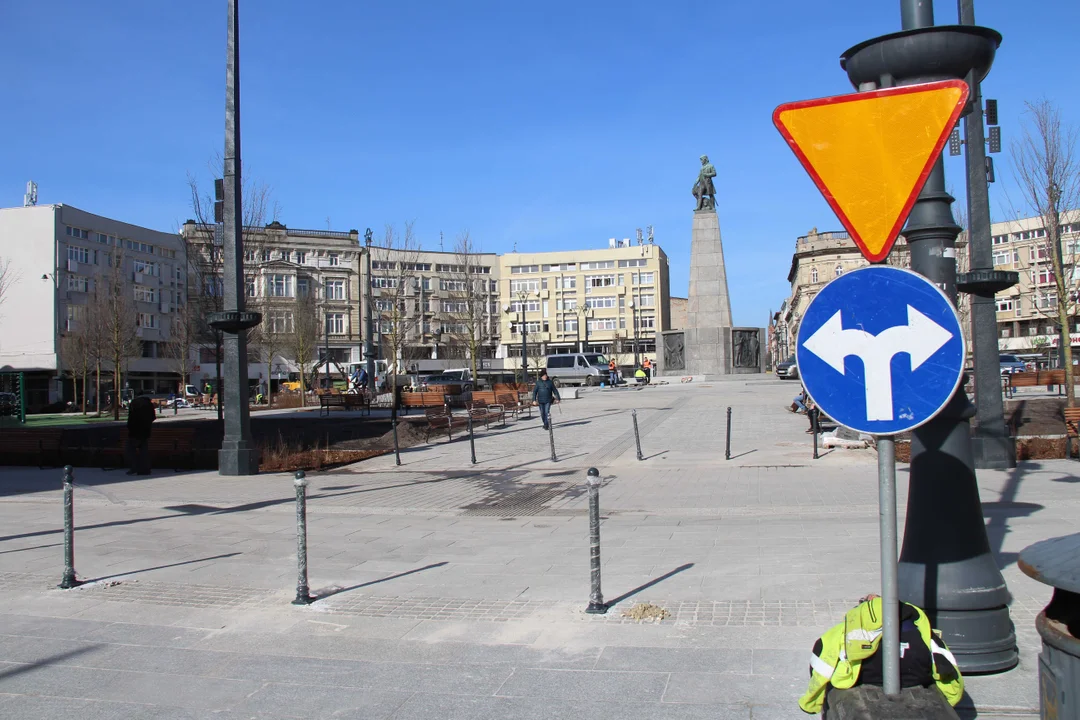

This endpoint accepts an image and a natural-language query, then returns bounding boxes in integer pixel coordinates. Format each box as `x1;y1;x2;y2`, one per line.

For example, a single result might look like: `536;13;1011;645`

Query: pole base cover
585;602;608;615
825;685;960;719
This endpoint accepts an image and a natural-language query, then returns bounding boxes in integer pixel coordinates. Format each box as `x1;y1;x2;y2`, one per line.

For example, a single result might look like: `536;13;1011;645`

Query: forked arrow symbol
802;305;953;421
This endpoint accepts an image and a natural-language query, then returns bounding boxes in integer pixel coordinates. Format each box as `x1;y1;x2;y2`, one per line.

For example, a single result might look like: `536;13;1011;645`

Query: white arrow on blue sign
796;265;965;436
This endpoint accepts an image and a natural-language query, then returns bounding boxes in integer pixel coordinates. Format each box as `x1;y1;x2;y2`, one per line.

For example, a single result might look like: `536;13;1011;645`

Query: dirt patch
895;435;1069;464
259;447;387;473
621;602;671;623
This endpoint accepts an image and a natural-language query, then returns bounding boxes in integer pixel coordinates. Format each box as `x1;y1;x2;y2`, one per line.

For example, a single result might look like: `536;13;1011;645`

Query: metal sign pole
877;435;900;696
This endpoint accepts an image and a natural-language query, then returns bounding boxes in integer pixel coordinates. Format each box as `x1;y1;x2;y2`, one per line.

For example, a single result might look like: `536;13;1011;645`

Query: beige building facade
989;211;1080;358
497;241;671;369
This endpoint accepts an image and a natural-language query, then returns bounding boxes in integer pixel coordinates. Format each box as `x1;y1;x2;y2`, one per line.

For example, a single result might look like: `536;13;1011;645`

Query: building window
268;274;294;297
563;317;578;332
325;279;346;300
510;265;540;274
295;251;307;264
372;277;398;289
297;277;311;297
141;341;157;358
992;234;1009;245
1037;293;1058;309
562;298;578;311
133;260;158;277
1036;268;1055;285
203;277;224;296
638;294;655;307
65;226;89;240
581;261;615;270
246;278;257;297
585;296;616;310
584;274;616;289
442;301;468;313
1000;326;1011;338
440;279;467;292
618;259;648;268
372;261;396;270
509;279;540;293
1030;246;1051;262
136;313;158;329
509;299;541;313
244;249;256;262
267;310;294;333
328;253;340;266
639;315;656;330
996;299;1014;313
67;246;91;264
261;249;272;262
67;275;89;293
992;250;1012;266
134;285;157;303
326;313;345;335
587;318;618;331
65;305;85;330
811;267;819;283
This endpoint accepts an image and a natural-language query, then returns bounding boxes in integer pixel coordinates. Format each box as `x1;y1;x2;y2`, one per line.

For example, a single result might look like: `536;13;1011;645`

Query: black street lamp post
840;0;1017;673
363;228;375;392
208;0;261;476
629;299;640;368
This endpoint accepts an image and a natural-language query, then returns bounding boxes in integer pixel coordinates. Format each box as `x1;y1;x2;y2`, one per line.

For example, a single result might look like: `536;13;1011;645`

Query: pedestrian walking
126;394;156;475
532;368;561;431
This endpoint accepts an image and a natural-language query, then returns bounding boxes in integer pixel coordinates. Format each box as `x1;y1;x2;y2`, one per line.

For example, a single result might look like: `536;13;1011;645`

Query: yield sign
772;79;969;262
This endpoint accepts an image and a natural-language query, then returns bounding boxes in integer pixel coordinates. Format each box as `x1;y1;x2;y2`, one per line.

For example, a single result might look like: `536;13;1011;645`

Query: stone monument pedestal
656;206;766;377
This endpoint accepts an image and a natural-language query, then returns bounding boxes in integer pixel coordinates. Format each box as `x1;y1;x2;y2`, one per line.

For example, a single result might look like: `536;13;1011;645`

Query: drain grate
461;482;572;517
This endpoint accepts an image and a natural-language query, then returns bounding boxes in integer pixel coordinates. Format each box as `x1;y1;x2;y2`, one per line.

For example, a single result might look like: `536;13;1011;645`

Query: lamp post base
218;446;260;476
971;433;1017;470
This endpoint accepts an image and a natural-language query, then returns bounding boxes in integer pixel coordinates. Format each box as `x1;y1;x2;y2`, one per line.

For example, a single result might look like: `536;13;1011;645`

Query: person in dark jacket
126;394;156;475
532;369;561;431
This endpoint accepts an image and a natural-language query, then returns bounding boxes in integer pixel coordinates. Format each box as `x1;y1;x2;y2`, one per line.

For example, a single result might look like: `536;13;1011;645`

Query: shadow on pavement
604;563;695;609
75;552;243;585
0;646;103;681
314;561;449;601
984;460;1043;570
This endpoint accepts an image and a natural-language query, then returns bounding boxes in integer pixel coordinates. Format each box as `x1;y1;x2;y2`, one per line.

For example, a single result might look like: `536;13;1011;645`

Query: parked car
543;353;610;386
421;374;473;392
999;354;1026;375
776;354;799;380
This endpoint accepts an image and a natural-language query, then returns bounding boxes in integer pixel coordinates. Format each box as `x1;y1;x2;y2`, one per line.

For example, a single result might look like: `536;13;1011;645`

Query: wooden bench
1065;407;1080;460
0;429;64;468
400;392;446;414
496;393;532;419
1004;370;1068;398
470;390;498;406
424;407;469;442
468;399;505;429
319;393;371;417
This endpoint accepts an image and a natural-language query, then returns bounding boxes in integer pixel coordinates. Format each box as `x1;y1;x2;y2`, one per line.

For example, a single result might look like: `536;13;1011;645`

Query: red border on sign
772;79;970;263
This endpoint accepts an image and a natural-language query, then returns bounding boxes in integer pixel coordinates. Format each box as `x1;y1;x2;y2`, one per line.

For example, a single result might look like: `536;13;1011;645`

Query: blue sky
2;1;1077;326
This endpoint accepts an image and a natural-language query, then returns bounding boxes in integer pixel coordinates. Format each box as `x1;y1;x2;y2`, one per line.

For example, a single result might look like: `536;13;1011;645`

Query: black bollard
392;418;401;466
548;416;557;462
725;406;732;460
468;413;477;465
291;470;314;605
632;409;644;461
812;408;820;460
585;467;607;614
58;466;79;589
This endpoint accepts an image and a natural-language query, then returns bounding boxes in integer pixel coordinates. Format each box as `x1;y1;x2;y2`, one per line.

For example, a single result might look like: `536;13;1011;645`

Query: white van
543;353;610;386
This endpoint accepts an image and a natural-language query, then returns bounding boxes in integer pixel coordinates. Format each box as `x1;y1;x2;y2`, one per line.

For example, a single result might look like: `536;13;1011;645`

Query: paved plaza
0;377;1074;718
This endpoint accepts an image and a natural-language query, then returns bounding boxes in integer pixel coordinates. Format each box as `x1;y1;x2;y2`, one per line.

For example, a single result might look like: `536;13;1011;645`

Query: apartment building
180;220;364;389
989;211;1080;358
367;247;501;369
496;240;671;368
0;204;185;408
776;228;913;368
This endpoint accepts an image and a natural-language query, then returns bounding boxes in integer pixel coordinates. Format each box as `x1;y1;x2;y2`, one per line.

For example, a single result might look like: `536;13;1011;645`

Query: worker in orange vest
608;359;619;386
642;357;652;384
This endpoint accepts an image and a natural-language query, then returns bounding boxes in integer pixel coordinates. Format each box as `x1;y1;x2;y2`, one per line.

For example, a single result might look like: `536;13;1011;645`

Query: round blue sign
795;266;964;436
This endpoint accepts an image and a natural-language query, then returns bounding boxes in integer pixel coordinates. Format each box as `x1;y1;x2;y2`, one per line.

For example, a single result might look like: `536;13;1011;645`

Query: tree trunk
95;361;101;416
112;365;121;421
81;367;88;415
299;367;307;407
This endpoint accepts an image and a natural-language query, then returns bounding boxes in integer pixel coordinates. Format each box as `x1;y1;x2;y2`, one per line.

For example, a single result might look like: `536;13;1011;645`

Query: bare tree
287;292;320;407
184;160;272;417
441;231;494;382
1009;99;1080;406
162;295;196;398
373;223;421;443
99;248;141;419
0;257;17;316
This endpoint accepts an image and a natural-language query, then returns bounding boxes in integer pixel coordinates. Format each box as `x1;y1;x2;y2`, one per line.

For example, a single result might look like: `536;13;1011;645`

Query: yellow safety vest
799;598;964;714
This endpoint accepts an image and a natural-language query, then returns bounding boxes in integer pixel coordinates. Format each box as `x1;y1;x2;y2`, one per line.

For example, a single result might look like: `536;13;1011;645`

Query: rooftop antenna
647;225;654;244
23;181;37;207
440;231;444;252
636;228;644;245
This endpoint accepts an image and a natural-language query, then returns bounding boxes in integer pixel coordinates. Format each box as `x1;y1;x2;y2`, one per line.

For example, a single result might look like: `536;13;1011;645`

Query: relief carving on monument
732;329;760;369
663;332;686;371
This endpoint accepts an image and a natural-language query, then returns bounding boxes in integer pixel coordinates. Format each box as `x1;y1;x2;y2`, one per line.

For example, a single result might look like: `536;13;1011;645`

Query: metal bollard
392;419;401;466
632;409;644;461
812;409;820;460
725;406;732;460
585;467;607;614
291;470;314;605
58;466;80;589
468;413;477;465
548;417;557;462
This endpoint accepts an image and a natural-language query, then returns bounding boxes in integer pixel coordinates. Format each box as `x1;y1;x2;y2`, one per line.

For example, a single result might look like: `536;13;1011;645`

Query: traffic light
988;126;1001;154
949;128;962;156
985;156;995;184
985;99;998;126
214;178;224;223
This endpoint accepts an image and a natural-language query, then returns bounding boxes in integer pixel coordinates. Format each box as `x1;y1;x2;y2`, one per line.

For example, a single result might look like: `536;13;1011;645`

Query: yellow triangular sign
773;80;969;262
